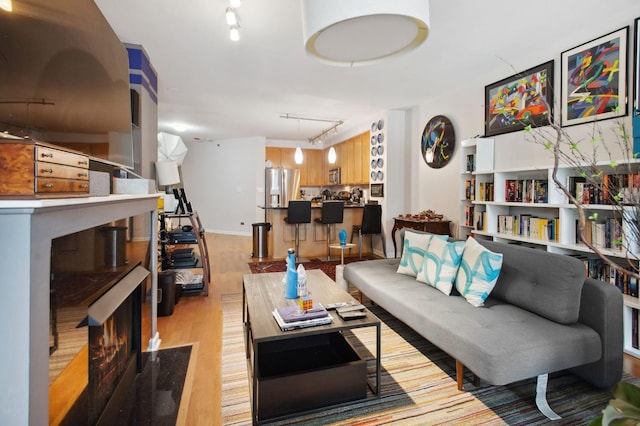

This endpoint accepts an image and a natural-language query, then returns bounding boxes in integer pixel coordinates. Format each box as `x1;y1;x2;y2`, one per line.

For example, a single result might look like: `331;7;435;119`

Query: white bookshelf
458;137;640;357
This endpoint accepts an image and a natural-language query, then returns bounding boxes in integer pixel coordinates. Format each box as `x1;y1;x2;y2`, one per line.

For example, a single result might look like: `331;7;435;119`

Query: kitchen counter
259;203;365;210
260;204;370;259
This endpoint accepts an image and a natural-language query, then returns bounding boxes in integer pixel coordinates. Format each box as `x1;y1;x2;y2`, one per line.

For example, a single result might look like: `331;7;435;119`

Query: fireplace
49;227;148;425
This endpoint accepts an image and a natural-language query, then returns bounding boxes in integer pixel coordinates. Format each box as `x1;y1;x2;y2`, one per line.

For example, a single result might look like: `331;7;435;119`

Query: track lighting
229;25;240;41
225;7;237;26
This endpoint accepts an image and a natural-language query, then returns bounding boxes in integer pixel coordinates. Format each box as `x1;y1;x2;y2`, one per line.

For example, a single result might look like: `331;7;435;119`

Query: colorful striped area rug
221;293;639;425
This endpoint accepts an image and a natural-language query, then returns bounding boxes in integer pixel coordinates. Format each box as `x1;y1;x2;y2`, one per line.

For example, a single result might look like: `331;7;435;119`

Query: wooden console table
391;217;452;257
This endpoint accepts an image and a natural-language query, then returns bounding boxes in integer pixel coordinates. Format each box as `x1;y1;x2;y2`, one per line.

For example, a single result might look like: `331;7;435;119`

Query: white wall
180;137;265;236
410;7;640;238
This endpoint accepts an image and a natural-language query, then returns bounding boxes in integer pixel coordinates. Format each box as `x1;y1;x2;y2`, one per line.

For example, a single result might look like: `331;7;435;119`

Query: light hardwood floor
133;232;640;425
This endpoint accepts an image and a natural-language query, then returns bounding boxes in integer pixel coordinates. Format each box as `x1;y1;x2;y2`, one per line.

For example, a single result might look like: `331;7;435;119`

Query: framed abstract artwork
484;60;554;137
421;115;455;169
561;27;628;126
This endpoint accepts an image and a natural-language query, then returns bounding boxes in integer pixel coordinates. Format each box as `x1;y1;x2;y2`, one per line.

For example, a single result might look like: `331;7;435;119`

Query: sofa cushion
416;238;465;295
397;231;447;277
455;237;503;307
477;239;586;324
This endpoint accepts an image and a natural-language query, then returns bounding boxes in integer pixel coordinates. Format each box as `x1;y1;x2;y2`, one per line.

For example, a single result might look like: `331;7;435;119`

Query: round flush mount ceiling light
301;0;429;67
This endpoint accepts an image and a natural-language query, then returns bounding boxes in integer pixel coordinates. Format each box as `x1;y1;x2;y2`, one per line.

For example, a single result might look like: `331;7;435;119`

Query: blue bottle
285;248;298;299
339;229;347;246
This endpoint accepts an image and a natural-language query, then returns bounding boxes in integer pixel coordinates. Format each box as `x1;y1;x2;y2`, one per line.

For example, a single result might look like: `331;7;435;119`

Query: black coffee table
242;269;381;424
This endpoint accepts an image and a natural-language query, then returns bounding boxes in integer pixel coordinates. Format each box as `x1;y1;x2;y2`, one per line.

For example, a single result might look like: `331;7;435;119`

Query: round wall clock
421;115;456;169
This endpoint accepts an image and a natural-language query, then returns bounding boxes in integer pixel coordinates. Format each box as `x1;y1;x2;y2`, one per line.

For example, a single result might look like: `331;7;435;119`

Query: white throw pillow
396;231;447;277
454;237;503;307
416;238;465;295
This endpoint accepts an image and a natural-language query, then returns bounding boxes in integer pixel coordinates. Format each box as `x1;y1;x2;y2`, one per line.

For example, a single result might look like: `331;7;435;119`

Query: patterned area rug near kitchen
221;291;639;425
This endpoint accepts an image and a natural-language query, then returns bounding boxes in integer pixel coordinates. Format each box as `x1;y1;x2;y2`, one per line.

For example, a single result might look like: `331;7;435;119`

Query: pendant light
301;0;429;67
294;147;304;164
328;146;337;164
0;0;11;12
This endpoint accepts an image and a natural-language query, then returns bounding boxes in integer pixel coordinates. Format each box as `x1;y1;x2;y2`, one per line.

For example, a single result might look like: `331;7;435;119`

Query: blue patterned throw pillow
416;238;465;295
454;237;503;307
397;231;448;277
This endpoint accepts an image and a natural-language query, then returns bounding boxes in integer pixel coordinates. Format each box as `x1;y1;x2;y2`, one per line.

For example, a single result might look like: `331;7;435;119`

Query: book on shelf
474;211;486;231
478;181;494;201
496;214;559;241
466;154;475;172
504;179;548;203
574;217;623;250
272;307;333;331
633;308;639;349
567;172;640;205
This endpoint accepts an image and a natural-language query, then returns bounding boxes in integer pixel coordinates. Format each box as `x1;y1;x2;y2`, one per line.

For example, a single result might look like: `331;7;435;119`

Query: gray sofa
343;232;623;419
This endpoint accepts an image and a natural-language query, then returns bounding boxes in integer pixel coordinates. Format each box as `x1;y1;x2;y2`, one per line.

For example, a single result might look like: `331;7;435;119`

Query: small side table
329;243;357;265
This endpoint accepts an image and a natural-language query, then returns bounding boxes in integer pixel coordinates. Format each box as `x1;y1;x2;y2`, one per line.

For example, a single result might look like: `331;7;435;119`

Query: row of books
567;173;640;206
568;254;635;289
466;154;475;173
464;178;475;201
463;205;488;231
574;218;623;251
505;179;548;203
464;179;495;202
496;214;560;241
477;182;495;201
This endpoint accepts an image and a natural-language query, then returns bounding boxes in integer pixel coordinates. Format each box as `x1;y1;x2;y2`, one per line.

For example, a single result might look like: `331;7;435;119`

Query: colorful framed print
421;115;455;169
484;60;554;137
561;27;628;126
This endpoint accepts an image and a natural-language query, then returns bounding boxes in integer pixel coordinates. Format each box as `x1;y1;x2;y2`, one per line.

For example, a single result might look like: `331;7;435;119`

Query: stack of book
272;304;332;331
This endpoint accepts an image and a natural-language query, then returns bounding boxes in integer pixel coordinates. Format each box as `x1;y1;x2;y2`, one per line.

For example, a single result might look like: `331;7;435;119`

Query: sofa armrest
569;278;623;388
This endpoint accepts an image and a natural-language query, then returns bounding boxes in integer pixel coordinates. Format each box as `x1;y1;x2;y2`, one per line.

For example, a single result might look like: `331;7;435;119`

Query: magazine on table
272;308;333;331
276;304;328;322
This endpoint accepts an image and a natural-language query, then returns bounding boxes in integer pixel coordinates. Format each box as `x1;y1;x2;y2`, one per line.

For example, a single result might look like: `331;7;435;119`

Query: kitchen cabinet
305;149;325;186
265;147;282;167
344;137;355;184
280;148;297;170
265;129;371;187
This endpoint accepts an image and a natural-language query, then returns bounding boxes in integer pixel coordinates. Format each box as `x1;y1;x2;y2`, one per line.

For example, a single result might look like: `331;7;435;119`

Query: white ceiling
94;0;640;145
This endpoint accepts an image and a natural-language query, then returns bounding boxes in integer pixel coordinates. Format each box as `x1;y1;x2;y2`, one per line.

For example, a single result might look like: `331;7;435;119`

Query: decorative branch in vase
525;110;640;279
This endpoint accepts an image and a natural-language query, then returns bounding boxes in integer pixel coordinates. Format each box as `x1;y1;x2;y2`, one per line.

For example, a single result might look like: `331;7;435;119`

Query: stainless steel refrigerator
265;168;300;207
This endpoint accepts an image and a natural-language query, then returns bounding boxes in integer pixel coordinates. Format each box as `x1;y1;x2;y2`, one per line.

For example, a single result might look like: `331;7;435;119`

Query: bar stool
284;200;311;262
351;203;386;258
314;201;344;260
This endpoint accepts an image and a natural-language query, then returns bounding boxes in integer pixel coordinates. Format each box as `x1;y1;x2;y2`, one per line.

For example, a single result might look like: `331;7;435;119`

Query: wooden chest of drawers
0;141;90;198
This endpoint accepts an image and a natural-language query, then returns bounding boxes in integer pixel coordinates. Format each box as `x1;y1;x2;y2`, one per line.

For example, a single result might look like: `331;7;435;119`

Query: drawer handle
44;183;54;188
41;153;54;158
78;160;88;166
41;168;53;174
78;172;88;178
80;184;89;189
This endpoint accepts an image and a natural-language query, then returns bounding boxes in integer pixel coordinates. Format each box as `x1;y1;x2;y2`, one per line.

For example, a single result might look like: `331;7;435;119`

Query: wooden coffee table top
243;269;380;343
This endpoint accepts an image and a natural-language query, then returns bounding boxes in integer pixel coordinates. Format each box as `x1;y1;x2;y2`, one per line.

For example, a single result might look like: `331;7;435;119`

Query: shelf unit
160;211;210;296
458;137;640;357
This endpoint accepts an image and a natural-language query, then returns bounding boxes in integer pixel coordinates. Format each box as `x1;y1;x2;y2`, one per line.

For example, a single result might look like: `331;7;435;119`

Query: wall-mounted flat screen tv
0;0;134;168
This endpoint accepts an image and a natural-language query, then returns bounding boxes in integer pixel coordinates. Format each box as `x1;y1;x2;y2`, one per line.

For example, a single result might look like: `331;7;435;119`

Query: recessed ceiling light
172;124;187;132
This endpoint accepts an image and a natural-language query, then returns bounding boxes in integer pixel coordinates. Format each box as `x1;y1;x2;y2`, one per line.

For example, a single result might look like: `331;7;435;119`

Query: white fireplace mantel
0;194;159;426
